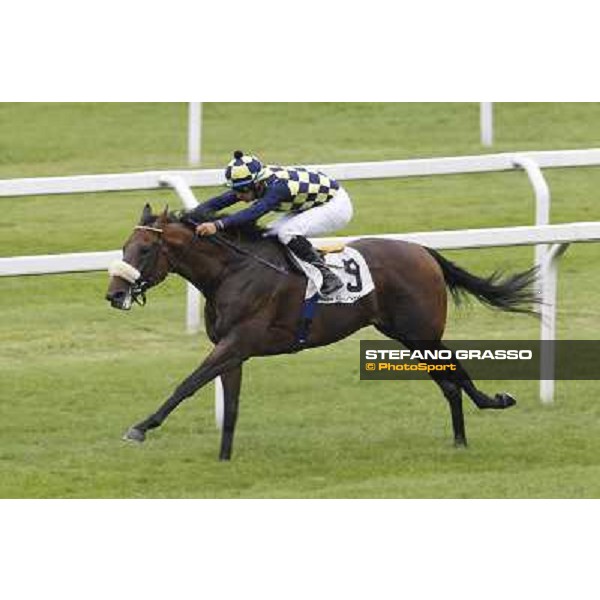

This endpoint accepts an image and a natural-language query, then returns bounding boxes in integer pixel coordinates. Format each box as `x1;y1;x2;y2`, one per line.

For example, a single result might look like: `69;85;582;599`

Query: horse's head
106;204;173;310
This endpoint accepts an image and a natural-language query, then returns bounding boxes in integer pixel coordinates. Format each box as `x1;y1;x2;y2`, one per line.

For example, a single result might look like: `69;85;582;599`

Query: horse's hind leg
450;359;517;410
402;338;468;447
397;336;516;411
431;376;467;447
431;368;515;447
374;329;467;447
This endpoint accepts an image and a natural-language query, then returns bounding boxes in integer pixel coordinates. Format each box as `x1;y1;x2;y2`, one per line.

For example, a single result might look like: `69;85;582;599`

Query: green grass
1;102;600;497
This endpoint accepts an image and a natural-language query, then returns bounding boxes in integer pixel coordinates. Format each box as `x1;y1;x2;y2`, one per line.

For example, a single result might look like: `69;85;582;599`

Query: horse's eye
140;247;151;256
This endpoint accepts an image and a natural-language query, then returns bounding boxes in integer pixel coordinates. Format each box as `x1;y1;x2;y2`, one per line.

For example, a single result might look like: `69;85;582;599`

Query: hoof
454;438;468;449
495;392;517;408
123;427;146;443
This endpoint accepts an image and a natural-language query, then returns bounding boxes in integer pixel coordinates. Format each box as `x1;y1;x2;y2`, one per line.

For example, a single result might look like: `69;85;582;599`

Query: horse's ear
140;203;153;224
157;205;169;224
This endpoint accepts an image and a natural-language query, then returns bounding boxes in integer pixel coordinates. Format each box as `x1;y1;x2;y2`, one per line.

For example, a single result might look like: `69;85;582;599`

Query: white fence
2;147;598;333
2;148;600;197
2;148;600;409
3;221;597;276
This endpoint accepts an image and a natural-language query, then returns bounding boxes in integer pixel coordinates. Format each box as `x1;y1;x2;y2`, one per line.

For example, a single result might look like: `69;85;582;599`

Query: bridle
130;225;166;306
120;221;289;307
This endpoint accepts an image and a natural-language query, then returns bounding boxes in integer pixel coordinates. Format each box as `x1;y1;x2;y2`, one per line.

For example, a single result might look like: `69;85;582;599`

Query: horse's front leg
123;337;242;443
219;365;242;461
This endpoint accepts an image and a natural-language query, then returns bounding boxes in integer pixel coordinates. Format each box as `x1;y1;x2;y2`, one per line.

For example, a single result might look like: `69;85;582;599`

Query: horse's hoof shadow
495;392;517;408
122;427;146;443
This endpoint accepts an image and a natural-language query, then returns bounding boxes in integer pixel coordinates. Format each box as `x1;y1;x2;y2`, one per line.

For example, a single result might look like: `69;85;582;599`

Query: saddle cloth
295;246;375;304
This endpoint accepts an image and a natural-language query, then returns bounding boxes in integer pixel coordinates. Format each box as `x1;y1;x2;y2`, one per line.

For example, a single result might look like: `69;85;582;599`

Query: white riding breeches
266;187;353;244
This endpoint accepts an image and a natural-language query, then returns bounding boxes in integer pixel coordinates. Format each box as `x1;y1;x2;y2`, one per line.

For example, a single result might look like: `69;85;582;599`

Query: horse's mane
176;209;268;243
142;208;268;243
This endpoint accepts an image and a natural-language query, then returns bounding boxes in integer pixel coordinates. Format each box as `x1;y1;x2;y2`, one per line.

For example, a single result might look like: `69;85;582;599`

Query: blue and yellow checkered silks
258;166;340;212
225;150;263;189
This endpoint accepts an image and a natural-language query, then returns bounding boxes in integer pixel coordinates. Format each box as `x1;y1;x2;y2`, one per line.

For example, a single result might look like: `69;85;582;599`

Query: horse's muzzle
106;289;133;310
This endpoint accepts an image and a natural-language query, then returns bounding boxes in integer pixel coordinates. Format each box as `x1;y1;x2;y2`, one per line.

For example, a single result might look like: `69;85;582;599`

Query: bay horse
106;205;538;460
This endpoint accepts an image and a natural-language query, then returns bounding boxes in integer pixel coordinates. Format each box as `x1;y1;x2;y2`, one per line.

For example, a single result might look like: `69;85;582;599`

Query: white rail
314;222;600;250
4;223;598;276
2;148;600;197
3;148;596;336
0;250;120;276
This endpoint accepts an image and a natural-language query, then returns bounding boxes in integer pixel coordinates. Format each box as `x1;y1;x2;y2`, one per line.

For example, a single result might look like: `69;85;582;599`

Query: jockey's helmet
225;150;263;191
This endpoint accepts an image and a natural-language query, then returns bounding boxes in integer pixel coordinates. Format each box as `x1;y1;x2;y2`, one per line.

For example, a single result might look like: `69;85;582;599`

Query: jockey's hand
196;222;218;236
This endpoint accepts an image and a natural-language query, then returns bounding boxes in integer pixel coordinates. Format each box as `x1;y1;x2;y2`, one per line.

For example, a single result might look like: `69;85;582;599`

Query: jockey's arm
188;190;238;221
217;183;290;230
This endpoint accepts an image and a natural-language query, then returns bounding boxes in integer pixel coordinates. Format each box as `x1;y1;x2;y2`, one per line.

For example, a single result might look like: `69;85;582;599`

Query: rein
178;219;289;276
207;234;289;275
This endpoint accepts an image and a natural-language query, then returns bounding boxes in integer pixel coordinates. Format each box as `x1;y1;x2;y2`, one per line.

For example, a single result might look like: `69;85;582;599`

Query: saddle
315;242;346;255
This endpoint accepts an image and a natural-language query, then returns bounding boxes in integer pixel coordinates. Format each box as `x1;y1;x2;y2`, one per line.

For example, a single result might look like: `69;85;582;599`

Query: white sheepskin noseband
108;259;141;284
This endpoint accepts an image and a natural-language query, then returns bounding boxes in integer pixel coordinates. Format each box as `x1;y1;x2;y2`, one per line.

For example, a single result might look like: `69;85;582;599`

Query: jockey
191;150;353;296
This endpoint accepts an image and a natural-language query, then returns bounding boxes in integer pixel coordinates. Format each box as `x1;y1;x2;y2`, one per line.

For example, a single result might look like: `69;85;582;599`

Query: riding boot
286;235;344;296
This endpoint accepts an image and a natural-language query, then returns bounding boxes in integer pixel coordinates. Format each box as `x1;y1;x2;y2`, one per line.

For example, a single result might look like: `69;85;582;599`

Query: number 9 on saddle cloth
293;245;374;304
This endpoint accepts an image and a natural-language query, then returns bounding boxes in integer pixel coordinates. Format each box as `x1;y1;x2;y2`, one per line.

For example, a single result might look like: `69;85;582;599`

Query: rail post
480;102;494;146
159;173;224;427
539;243;569;404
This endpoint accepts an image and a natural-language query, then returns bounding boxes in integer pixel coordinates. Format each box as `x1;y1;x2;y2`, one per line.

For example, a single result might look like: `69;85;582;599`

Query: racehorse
106;204;539;460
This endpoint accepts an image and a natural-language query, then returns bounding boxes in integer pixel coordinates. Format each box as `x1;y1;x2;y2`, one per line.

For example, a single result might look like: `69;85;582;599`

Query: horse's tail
425;247;540;316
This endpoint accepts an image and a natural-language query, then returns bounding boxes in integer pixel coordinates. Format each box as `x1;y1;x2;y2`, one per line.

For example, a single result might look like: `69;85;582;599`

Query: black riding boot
286;235;344;296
